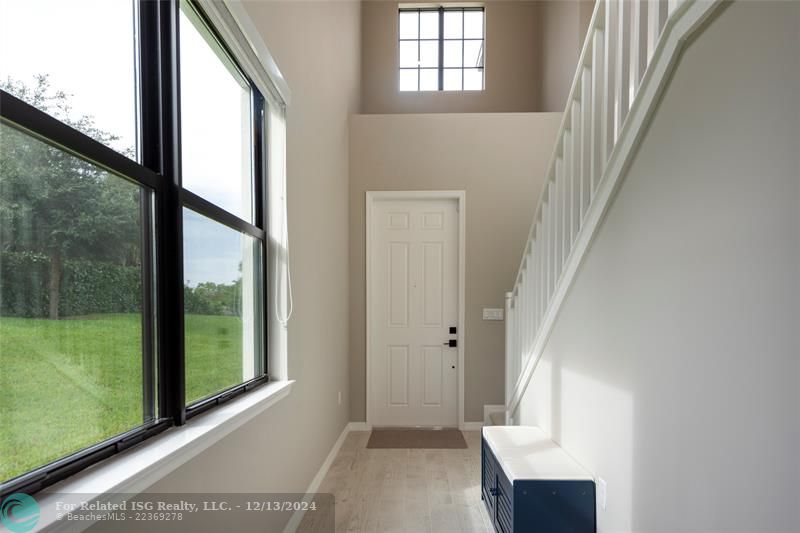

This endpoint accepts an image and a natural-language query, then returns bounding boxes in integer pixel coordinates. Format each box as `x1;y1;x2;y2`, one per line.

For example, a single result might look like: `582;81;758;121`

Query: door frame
366;190;466;429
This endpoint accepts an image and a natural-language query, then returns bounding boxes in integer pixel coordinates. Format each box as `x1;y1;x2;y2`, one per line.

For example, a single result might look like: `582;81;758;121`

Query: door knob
443;339;457;347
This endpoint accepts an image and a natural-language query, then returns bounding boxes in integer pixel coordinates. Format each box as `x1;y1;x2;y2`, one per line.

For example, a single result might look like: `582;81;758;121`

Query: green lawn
0;313;243;482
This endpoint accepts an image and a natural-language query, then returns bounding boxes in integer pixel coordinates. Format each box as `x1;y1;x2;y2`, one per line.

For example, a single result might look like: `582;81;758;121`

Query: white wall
117;0;361;523
516;2;800;531
349;112;562;422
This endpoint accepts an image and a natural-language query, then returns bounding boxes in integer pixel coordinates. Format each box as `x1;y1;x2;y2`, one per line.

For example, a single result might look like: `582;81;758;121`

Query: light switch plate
482;308;504;321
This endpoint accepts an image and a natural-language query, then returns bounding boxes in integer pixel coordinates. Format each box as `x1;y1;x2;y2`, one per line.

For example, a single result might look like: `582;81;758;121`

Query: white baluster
520;256;527;366
515;290;522;377
525;245;536;355
580;66;592;221
570;98;581;245
592;28;605;194
506;297;513;391
523;249;531;360
551;176;557;298
561;135;571;272
603;0;617;159
546;180;555;299
529;236;535;341
514;290;522;379
631;0;648;101
553;159;563;283
615;0;631;138
505;290;513;405
536;220;544;330
561;147;570;268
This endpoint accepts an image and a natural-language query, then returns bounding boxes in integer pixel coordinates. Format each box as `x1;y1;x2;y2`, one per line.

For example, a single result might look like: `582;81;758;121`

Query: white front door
368;195;460;427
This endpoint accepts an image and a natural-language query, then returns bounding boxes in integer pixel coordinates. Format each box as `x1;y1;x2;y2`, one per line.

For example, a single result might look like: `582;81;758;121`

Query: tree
0;75;141;319
184;279;243;317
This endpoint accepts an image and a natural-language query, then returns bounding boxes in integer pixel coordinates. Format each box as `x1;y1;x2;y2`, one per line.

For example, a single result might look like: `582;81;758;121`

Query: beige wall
540;0;594;112
578;0;595;50
128;0;361;515
362;1;540;113
362;0;594;114
517;2;800;530
349;112;562;422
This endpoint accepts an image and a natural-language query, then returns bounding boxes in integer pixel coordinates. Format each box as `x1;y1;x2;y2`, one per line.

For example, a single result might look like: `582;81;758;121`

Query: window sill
35;380;294;532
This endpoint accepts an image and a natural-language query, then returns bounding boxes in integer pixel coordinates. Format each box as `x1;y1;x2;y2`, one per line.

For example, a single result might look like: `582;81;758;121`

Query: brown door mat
366;428;468;449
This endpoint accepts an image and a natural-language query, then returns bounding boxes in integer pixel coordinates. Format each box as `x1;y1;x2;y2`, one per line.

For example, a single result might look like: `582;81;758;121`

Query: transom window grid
398;7;485;92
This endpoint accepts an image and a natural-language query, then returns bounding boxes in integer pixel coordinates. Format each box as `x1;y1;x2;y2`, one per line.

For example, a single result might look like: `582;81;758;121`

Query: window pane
464;40;485;68
420;11;439;39
399;69;418;91
444;41;463;68
0;122;151;483
464;11;484;39
183;209;263;404
444;11;463;39
420;69;439;91
464;68;484;90
399;11;418;39
179;3;253;222
0;0;139;159
400;41;418;68
443;69;463;91
419;41;439;68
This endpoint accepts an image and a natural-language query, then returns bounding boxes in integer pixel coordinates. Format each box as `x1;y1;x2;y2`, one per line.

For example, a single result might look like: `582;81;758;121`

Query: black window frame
0;0;271;499
398;6;485;92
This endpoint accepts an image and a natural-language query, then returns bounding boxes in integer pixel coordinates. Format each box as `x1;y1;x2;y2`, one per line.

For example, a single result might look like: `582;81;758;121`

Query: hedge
0;252;141;318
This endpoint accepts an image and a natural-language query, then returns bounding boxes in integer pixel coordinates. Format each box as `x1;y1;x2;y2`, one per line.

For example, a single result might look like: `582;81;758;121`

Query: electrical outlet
597;478;607;510
338;391;342;405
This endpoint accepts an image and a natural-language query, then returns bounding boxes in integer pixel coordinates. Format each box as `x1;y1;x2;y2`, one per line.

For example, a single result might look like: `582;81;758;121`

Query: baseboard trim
347;421;372;431
483;404;505;425
460;421;484;431
283;422;351;533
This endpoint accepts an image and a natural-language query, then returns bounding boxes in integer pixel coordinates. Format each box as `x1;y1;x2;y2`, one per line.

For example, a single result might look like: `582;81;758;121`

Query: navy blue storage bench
481;426;596;533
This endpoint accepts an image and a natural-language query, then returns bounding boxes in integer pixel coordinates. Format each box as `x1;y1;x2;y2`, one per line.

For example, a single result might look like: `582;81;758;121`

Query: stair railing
505;0;723;421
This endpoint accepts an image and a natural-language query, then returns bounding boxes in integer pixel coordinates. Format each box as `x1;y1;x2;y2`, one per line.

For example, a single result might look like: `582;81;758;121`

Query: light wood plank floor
298;430;492;533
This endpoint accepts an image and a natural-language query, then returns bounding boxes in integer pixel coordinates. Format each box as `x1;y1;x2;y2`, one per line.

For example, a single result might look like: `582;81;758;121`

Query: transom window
398;7;485;92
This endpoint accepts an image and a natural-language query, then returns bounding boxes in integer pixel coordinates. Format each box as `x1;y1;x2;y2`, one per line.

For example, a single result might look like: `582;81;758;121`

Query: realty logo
0;493;39;533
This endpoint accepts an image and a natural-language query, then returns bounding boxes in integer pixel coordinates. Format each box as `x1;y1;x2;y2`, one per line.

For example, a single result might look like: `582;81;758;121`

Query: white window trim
34;380;293;532
199;0;291;108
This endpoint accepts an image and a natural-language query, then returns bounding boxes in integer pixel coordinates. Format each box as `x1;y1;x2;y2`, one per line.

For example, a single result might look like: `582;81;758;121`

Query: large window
399;7;485;92
178;0;265;407
0;0;274;498
179;3;254;221
183;209;264;404
0;123;154;483
0;0;139;158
